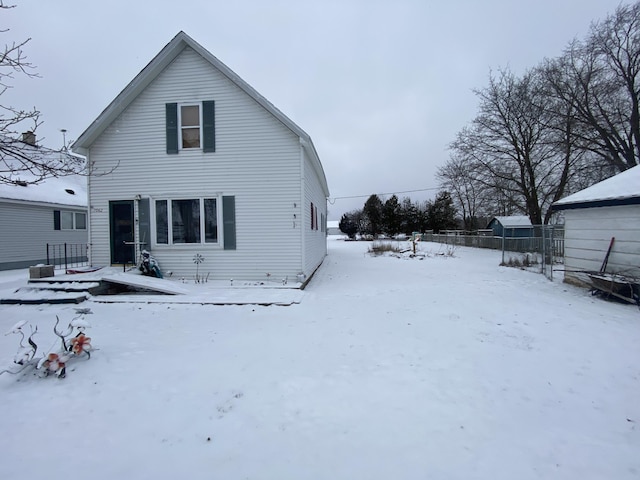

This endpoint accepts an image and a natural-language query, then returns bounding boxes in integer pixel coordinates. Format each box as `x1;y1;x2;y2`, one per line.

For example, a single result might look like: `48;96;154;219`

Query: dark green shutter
223;196;236;250
53;210;61;230
138;198;151;249
166;103;178;154
202;100;215;153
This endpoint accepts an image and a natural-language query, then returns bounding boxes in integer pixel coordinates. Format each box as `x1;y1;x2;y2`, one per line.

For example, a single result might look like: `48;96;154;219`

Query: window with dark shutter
53;210;61;230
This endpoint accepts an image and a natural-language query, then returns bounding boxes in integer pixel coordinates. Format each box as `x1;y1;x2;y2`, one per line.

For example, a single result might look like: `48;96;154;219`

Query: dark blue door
109;200;135;264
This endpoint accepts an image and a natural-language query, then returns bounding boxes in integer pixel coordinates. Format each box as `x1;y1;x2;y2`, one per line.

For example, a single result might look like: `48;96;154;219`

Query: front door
109;200;135;264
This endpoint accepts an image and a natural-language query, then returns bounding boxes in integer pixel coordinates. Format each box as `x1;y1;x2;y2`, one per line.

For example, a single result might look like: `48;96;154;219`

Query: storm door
109;200;135;264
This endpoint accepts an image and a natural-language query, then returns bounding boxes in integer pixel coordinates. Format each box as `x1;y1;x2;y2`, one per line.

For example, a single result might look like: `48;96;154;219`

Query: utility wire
328;186;440;204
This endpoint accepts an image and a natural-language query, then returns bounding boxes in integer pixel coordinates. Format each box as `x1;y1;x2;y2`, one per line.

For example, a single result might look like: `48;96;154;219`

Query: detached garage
552;166;640;289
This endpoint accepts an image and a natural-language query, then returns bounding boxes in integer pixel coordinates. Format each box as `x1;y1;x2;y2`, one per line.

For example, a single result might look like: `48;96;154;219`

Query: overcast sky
3;0;624;220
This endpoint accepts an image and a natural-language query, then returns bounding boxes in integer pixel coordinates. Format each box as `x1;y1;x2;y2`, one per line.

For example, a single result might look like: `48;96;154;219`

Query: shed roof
490;216;532;227
553;165;640;210
71;31;329;197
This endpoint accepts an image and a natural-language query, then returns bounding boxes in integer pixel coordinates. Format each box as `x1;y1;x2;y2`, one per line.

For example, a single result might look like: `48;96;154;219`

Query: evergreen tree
381;194;402;236
428;191;458;233
338;212;358;239
362;194;383;237
399;197;420;234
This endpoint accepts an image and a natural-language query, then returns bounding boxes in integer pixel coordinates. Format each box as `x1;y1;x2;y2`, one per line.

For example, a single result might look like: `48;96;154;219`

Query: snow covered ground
0;238;638;479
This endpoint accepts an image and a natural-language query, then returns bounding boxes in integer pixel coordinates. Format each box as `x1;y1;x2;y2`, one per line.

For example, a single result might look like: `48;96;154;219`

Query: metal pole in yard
542;226;548;278
46;244;50;265
64;243;68;271
549;226;553;281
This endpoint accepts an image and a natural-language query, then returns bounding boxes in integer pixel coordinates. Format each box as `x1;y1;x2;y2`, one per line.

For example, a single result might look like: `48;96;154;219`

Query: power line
328;186;441;204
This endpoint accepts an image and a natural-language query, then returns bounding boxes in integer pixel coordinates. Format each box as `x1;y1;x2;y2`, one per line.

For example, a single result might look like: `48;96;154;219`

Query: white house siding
86;47;310;280
303;147;328;277
563;204;640;284
0;201;87;270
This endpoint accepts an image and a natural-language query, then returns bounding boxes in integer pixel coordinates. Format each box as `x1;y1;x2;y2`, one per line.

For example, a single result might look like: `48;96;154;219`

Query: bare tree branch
0;3;117;185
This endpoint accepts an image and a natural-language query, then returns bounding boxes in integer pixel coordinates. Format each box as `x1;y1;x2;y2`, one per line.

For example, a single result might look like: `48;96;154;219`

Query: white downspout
86;152;93;267
299;137;306;279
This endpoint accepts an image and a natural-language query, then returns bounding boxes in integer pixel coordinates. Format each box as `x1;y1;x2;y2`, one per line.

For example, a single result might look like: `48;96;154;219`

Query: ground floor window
54;210;87;230
155;198;219;245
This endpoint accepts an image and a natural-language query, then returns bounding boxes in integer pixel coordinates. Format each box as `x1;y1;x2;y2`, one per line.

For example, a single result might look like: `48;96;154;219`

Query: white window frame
178;103;202;150
60;211;87;230
153;196;222;246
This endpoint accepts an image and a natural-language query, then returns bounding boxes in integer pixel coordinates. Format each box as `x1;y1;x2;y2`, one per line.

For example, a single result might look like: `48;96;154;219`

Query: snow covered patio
0;238;638;479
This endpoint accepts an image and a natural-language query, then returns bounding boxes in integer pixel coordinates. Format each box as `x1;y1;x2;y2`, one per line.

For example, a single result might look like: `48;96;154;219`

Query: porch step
26;281;101;291
1;289;88;305
0;282;100;305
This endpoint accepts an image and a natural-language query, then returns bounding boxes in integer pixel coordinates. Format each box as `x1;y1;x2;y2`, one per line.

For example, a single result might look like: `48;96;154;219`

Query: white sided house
552;165;640;286
72;31;329;284
0;135;88;271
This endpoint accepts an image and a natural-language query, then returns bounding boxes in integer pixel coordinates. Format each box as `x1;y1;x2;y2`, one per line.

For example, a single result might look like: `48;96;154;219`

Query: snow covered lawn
1;238;638;479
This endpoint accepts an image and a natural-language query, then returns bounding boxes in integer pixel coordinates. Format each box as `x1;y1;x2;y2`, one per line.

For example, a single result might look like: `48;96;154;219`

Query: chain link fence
421;226;564;280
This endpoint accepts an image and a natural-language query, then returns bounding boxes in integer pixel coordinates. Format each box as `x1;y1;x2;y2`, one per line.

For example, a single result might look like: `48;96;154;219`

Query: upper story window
180;104;201;149
166;101;216;154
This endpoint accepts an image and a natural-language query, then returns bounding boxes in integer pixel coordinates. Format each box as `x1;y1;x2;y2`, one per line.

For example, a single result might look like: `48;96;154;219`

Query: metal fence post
549;226;552;280
542;226;548;278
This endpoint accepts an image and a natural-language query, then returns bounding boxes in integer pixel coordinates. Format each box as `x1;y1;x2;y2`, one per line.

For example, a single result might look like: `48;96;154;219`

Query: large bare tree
436;152;489;230
544;3;640;173
450;68;569;225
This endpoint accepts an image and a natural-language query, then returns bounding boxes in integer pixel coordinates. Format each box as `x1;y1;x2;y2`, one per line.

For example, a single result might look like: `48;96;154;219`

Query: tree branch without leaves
0;2;115;185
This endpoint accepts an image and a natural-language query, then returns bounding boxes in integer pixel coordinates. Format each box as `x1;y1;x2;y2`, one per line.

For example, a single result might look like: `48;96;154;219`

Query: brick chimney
21;131;36;146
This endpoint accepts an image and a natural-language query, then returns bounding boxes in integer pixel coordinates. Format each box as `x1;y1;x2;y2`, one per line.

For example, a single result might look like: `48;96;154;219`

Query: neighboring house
72;31;330;283
486;216;533;238
0;135;88;271
552;165;640;286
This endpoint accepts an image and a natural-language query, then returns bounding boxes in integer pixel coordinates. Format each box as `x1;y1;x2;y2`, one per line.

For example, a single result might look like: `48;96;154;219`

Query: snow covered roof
490;216;532;227
0;173;87;208
553;165;640;210
0;138;87;208
71;31;329;197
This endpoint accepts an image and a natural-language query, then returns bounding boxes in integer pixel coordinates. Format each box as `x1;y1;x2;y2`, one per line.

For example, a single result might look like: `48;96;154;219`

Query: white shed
71;32;329;284
552;166;640;286
0;136;87;270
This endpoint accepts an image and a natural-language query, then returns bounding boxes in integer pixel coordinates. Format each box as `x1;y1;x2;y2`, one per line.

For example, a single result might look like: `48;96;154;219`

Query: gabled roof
72;31;329;196
489;215;532;228
553;165;640;210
